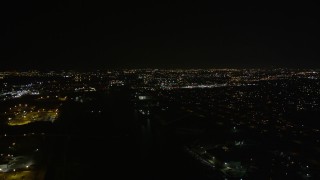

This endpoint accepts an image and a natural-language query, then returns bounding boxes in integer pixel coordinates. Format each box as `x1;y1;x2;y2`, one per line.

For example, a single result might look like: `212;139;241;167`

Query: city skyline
1;68;320;179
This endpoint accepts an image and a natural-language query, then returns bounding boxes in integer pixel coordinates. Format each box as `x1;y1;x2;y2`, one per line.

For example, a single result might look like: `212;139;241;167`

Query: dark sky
1;1;320;70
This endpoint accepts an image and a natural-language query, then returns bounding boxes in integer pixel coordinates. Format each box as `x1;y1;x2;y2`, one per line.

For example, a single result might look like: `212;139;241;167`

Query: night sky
1;1;319;70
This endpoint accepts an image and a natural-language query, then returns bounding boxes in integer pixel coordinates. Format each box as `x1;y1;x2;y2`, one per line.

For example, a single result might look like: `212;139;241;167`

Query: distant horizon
1;67;320;71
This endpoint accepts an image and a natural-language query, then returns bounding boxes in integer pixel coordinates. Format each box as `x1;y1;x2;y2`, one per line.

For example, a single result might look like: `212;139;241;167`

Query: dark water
43;89;208;180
